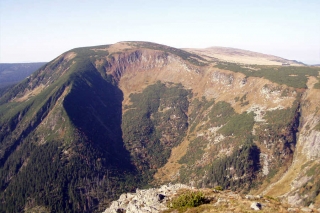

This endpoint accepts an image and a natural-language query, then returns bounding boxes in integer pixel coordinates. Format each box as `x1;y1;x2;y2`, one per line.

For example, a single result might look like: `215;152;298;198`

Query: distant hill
0;62;46;88
185;46;305;66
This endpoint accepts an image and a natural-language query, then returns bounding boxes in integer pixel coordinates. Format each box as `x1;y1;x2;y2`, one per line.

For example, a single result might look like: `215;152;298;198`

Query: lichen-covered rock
102;184;192;213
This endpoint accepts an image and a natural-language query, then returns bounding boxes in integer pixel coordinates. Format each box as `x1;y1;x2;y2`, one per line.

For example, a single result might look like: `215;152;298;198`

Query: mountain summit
0;41;319;212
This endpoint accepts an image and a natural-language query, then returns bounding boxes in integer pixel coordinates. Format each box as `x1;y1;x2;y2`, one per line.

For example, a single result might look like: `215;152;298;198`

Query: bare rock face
102;184;192;213
211;71;234;85
302;130;320;160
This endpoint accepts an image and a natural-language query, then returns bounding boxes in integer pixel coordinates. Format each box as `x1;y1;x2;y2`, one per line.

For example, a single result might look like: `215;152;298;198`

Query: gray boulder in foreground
102;183;192;213
250;202;262;210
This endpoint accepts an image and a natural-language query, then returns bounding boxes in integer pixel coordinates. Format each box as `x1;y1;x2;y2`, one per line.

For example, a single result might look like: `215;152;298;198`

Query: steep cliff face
0;41;319;212
262;76;320;207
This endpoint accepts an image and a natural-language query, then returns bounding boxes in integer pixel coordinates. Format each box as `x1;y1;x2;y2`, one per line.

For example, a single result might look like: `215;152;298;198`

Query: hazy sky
1;0;320;64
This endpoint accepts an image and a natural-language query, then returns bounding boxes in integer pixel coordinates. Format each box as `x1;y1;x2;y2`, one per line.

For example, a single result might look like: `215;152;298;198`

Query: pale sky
1;0;320;64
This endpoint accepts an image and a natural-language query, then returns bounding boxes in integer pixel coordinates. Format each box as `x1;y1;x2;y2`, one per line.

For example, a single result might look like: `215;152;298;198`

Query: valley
0;41;319;212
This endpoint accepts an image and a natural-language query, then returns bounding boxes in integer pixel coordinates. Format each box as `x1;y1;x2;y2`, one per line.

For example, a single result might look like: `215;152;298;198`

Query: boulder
250;202;262;210
245;195;255;200
300;207;313;212
287;207;300;212
102;183;192;213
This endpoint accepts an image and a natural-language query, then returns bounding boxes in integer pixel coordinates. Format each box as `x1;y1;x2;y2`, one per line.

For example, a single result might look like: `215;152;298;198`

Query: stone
102;183;192;213
245;195;255;200
216;198;227;204
287;208;299;212
250;202;262;210
300;207;313;212
255;195;263;199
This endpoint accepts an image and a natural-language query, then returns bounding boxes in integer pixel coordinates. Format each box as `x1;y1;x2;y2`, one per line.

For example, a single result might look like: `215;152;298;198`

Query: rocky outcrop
103;184;320;213
211;71;234;85
102;184;192;213
302;130;320;160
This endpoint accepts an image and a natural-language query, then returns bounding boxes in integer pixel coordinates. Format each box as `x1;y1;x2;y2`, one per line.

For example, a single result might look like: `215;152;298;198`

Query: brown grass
154;137;191;182
106;42;133;54
14;85;45;102
116;52;297;185
185;47;303;66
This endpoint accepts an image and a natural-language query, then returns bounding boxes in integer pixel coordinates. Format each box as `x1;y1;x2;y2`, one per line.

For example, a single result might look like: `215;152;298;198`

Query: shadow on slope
0;60;138;213
63;60;133;170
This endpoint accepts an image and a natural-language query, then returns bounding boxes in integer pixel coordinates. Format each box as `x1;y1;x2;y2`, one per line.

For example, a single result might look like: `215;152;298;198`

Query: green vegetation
299;164;320;206
180;100;257;190
265;196;280;202
188;97;215;133
215;62;319;88
313;80;320;89
0;43;317;211
168;191;206;209
266;168;279;181
69;44;110;59
239;93;249;106
208;101;235;127
122;81;190;172
0;53;140;212
0;136;139;213
213;186;223;191
264;102;299;131
254;100;300;176
206;140;260;191
306;165;318;177
218;112;255;137
256;101;299;149
179;136;206;166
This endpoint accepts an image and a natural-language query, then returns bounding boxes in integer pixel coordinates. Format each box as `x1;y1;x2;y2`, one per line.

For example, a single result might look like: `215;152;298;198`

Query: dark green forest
122;81;190;175
0;58;140;212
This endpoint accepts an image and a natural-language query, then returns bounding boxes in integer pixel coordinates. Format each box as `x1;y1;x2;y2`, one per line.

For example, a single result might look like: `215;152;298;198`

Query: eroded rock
102;184;192;213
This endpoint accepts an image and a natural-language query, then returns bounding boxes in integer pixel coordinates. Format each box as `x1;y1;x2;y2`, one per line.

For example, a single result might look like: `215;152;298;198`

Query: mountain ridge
184;46;304;66
0;41;319;212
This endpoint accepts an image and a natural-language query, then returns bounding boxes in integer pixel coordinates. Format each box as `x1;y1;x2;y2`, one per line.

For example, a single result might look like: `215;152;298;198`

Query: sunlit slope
185;46;304;66
0;41;319;212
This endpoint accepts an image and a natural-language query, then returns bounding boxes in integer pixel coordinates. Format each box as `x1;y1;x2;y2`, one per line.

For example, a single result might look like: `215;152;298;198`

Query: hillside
0;41;319;212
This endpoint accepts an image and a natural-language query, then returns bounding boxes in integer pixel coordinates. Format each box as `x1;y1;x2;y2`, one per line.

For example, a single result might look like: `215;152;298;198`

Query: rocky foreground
103;184;320;213
103;184;192;213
